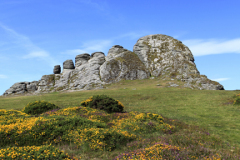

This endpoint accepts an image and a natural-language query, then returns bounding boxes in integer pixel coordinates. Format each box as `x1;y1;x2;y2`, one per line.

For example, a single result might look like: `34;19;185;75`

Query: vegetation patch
80;94;125;113
142;41;152;48
49;87;55;91
0;99;178;159
233;93;240;105
0;83;240;159
202;78;220;86
173;39;186;51
107;51;148;82
69;73;78;84
48;74;55;85
56;86;65;91
190;73;201;78
170;72;178;78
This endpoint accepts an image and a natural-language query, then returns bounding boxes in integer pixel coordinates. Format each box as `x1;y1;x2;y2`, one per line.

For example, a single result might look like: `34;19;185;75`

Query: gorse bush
21;100;60;115
233;93;240;105
80;94;124;113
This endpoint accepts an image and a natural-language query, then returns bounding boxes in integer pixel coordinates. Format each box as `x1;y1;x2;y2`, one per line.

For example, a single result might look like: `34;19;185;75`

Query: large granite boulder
133;34;199;77
100;45;150;83
63;60;75;69
2;34;225;96
133;34;224;90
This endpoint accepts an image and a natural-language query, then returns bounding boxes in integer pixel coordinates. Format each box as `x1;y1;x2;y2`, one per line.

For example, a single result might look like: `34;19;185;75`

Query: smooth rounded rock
63;59;75;69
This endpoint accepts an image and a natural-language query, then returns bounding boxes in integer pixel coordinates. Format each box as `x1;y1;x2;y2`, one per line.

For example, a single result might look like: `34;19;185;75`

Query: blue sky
0;0;240;95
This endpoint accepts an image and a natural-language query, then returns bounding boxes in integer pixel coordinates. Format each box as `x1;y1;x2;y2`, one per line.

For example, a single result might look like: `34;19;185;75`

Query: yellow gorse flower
116;100;124;108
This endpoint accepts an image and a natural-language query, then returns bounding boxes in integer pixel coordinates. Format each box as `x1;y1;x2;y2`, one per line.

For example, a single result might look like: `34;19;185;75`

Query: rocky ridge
2;34;224;96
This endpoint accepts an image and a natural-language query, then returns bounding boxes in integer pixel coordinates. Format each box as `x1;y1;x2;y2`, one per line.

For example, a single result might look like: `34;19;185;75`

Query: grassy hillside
0;77;240;159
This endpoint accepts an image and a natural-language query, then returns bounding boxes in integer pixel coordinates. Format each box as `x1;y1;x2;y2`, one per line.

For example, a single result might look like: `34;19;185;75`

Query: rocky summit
2;34;224;96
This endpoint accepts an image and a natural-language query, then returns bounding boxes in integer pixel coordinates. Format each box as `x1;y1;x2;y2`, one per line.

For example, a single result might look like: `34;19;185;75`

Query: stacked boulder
2;34;224;96
54;52;106;91
53;65;61;74
63;60;75;69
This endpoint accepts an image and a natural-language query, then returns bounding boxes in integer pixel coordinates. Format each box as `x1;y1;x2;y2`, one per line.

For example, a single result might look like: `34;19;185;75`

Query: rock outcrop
99;45;150;83
63;60;75;69
133;34;224;90
133;34;198;77
2;34;224;96
53;65;61;74
3;81;38;95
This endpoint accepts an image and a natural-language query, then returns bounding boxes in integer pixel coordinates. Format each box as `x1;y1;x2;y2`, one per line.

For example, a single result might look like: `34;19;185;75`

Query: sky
0;0;240;95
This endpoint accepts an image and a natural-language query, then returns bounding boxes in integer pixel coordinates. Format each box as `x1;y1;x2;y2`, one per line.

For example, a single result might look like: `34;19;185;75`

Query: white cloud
63;40;112;55
0;23;60;67
183;38;240;56
0;75;7;79
64;31;190;57
0;23;47;56
63;31;154;56
211;78;230;82
22;51;49;59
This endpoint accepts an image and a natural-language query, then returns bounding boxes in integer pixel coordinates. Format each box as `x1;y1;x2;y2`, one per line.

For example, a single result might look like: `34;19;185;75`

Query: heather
0;78;240;159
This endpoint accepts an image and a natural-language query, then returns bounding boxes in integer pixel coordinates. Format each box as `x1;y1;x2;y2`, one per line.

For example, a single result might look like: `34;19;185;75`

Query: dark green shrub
233;93;240;105
22;100;60;115
80;94;124;113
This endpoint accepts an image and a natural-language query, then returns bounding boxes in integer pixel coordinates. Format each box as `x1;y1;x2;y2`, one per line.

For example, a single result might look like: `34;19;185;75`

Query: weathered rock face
63;60;75;69
75;53;90;67
100;45;150;83
3;81;38;95
2;34;224;96
133;34;224;90
53;52;107;92
37;74;55;92
53;65;61;74
133;34;198;77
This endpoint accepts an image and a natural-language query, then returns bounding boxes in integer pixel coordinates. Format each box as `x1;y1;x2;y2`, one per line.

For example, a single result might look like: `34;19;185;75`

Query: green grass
0;77;240;159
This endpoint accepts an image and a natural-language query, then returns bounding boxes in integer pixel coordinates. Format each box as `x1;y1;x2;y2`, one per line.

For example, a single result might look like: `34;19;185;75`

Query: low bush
21;100;61;115
80;94;124;113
